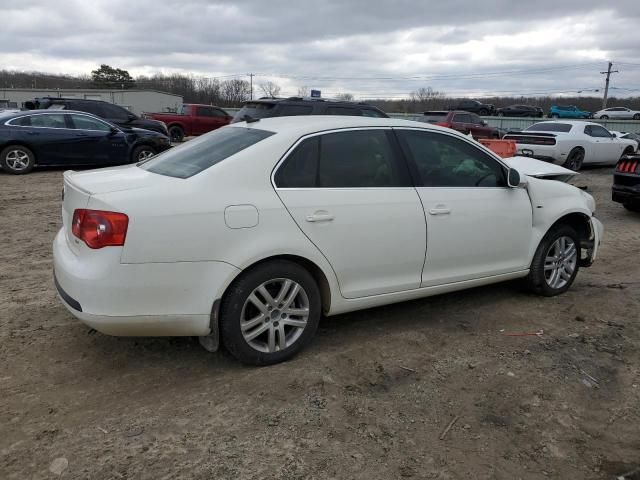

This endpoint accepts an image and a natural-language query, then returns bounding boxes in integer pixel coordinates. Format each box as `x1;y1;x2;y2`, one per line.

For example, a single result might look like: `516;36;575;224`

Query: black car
612;154;640;212
24;97;169;136
0;110;171;174
447;100;496;116
496;105;544;118
231;97;388;123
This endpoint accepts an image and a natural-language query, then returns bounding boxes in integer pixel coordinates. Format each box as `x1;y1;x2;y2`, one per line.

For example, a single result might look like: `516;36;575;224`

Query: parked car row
443;101;640;120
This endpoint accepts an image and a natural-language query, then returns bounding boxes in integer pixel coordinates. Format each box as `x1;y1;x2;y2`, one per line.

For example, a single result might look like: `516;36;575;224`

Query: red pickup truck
145;104;232;142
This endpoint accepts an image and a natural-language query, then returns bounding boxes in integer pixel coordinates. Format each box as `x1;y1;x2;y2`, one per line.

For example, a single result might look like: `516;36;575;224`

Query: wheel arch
229;254;333;314
548;211;592;243
205;253;334;352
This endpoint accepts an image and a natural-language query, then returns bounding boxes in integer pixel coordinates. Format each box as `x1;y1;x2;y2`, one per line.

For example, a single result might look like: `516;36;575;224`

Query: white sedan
54;116;603;365
504;120;637;171
592;107;640;120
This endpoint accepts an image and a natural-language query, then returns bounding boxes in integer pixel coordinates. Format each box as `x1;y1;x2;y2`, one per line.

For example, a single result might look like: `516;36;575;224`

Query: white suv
54;116;603;365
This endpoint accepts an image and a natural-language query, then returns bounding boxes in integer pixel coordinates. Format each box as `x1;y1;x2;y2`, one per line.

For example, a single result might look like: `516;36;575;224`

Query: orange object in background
478;139;517;158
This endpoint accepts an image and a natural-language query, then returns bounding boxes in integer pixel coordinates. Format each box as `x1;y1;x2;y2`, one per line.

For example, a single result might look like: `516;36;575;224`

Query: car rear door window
101;103;130;121
398;129;505;188
275;129;408;188
318;130;405;187
140;126;275;178
77;102;107;117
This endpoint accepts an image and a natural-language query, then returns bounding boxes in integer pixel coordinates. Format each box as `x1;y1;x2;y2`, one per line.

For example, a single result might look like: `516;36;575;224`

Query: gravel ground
1;167;639;480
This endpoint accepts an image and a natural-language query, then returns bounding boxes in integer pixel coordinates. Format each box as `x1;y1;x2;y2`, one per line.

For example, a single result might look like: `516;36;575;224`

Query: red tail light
72;209;129;249
617;160;639;173
434;121;453;128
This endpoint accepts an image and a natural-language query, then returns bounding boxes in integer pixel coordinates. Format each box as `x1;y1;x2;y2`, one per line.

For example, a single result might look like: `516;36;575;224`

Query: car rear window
139;126;275;178
525;123;573;133
232;103;277;123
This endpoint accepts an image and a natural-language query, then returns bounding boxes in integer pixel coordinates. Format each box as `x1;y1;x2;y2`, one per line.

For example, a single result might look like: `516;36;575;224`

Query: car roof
243;97;379;107
228;115;454;136
0;109;115;124
527;120;604;128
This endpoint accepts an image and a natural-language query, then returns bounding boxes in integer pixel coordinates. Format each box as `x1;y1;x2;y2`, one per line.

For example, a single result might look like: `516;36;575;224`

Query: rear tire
220;260;321;366
551;113;559;118
1;145;35;174
633;114;640;120
621;147;635;160
168;126;184;143
525;225;580;296
563;147;584;171
600;115;609;120
478;109;488;116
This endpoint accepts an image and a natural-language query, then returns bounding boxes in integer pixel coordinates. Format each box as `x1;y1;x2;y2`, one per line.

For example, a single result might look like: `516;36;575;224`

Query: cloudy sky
1;0;639;99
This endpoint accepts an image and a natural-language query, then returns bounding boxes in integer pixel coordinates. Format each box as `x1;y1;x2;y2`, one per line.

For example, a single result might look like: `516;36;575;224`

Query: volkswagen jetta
53;116;603;365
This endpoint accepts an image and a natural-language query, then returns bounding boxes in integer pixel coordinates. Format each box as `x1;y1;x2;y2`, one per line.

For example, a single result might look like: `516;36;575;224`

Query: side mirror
507;168;521;188
109;127;119;135
611;133;617;138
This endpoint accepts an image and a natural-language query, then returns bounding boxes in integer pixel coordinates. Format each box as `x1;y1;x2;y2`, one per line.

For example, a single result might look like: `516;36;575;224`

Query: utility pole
600;62;619;110
248;73;254;100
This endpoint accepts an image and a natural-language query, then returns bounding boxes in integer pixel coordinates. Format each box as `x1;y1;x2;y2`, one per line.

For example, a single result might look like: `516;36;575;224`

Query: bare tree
220;79;252;106
335;93;355;102
297;85;310;97
258;81;281;98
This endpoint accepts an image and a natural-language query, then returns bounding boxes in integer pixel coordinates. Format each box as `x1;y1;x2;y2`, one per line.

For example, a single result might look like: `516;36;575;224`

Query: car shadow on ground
73;279;523;374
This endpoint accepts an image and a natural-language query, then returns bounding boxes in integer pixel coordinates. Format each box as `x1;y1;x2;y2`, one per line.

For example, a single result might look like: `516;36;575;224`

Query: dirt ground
1;167;639;480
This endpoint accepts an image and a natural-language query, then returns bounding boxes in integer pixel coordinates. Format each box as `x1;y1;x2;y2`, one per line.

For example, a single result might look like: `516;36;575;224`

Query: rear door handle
305;212;334;223
429;207;451;216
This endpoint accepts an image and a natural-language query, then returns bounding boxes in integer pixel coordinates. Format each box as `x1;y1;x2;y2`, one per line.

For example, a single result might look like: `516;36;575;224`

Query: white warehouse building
0;88;183;115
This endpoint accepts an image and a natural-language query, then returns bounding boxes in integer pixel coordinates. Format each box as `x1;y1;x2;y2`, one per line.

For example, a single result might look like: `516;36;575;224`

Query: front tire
1;145;35;174
600;115;609;120
131;145;156;163
220;260;321;366
633;114;640;120
526;225;580;296
551;113;559;118
563;147;584;171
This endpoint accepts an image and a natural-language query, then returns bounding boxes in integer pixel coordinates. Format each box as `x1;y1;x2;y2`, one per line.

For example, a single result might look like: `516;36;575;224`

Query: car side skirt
327;270;529;316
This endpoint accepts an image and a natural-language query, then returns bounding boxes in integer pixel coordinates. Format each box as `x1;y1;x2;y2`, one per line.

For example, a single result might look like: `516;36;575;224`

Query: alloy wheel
240;278;310;353
138;150;154;161
5;149;30;171
544;236;577;289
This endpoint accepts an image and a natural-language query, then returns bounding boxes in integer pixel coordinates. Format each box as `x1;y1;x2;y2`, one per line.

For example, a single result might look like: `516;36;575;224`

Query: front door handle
429;207;451;216
305;212;334;223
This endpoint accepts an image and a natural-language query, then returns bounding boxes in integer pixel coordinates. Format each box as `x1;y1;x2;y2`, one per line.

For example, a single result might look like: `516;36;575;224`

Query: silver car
593;107;640;120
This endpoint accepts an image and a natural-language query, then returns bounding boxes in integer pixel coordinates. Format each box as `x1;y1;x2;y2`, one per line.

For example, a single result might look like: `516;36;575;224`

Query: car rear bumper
612;183;640;205
515;145;565;164
53;228;241;336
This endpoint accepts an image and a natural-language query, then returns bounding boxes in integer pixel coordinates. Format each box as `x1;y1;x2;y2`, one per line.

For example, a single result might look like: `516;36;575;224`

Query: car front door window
400;129;504;187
